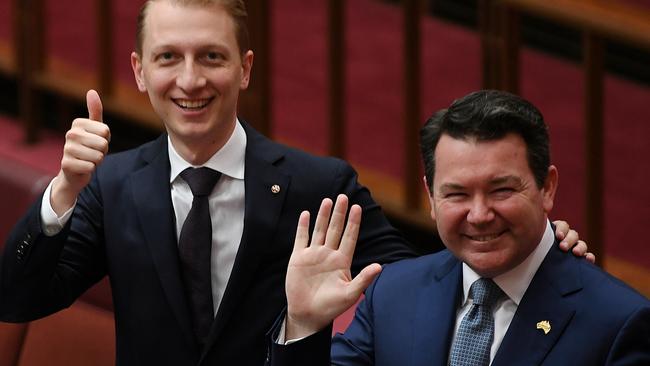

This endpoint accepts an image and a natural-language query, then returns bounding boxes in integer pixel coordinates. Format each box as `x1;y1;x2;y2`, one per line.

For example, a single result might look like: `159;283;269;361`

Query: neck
169;122;236;165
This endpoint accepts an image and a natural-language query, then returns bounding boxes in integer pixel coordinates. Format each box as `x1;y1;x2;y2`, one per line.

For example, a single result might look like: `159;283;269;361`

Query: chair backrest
16;302;115;366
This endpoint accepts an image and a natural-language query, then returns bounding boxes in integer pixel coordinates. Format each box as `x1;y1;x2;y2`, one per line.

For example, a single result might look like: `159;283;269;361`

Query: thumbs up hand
51;89;111;215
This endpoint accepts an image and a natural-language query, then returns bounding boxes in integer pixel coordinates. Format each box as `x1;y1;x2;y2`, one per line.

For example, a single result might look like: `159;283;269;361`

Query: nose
176;59;206;92
466;195;495;225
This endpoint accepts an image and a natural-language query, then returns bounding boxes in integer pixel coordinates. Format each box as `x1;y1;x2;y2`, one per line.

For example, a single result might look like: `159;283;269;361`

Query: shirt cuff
40;178;75;236
276;316;309;345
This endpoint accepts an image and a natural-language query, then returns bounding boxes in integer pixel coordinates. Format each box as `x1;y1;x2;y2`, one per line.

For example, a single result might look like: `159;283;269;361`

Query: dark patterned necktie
449;278;504;366
178;167;222;348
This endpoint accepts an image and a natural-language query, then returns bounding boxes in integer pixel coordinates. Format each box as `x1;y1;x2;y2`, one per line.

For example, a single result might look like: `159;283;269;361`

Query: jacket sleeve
265;310;333;366
0;174;107;322
331;161;417;274
605;305;650;365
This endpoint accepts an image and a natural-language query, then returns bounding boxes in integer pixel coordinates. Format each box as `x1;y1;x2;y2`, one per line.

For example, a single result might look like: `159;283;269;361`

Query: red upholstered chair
0;156;53;366
333;297;362;335
16;302;115;366
0;151;116;365
0;323;28;366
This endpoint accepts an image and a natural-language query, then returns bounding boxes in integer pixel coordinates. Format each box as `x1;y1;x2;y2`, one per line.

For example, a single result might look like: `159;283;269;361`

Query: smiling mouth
173;98;214;110
464;231;506;242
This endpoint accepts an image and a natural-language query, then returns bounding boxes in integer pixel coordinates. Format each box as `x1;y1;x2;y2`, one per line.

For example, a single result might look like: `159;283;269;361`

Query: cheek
434;205;466;242
144;70;174;93
212;69;241;89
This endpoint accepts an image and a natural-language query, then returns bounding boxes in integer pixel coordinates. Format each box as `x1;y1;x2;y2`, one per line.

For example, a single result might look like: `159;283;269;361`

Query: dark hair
135;0;250;56
420;90;550;194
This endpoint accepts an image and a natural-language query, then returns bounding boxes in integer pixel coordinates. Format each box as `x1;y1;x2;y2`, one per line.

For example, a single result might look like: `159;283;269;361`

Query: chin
464;252;510;278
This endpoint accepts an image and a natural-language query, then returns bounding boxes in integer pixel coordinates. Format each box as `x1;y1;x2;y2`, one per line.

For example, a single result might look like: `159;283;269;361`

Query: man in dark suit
0;1;585;365
270;90;650;365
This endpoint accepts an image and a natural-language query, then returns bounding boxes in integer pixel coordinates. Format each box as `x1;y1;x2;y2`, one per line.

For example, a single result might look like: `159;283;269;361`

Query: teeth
468;234;500;242
176;98;211;109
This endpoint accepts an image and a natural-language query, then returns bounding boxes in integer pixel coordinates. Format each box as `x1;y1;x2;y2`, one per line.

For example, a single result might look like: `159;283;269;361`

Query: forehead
433;133;532;186
141;1;237;50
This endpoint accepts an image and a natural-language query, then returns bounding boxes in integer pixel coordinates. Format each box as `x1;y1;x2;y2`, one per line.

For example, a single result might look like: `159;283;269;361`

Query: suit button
22;240;30;247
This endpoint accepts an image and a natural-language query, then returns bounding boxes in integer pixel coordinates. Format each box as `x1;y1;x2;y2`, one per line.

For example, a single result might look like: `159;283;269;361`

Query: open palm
285;195;382;339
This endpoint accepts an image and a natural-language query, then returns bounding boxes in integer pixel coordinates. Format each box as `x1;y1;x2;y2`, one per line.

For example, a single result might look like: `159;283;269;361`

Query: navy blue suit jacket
270;243;650;365
0;122;415;365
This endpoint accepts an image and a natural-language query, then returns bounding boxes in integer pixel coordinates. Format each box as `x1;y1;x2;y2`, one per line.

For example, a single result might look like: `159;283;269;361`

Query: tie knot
181;167;222;197
469;278;503;307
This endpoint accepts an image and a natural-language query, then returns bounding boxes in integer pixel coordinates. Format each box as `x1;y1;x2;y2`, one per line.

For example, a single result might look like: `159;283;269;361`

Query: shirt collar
461;220;555;305
168;119;247;183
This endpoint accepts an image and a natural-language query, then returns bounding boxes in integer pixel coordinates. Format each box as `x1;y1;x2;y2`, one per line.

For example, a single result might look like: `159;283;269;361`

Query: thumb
347;263;382;299
86;89;103;122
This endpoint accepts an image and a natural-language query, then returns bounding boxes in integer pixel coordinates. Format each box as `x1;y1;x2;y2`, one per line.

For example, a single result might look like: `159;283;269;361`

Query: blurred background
0;0;649;364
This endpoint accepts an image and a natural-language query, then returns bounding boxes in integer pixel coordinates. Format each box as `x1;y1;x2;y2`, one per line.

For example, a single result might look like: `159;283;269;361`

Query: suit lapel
493;244;581;365
412;252;463;366
129;136;196;351
202;124;290;355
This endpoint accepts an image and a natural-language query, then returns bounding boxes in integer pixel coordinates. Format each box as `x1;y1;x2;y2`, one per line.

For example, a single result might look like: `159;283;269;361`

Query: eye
205;51;225;63
492;187;515;198
443;192;467;199
156;52;177;64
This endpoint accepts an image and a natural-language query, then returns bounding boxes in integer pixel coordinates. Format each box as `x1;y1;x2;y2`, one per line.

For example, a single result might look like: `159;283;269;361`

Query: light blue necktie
449;278;504;366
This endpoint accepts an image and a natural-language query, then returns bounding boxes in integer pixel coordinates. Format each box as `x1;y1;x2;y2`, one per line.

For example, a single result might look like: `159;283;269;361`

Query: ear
131;52;147;92
541;165;558;213
239;50;254;90
423;176;437;222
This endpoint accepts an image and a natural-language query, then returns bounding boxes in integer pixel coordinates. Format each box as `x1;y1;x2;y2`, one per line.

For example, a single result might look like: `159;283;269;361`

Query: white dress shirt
450;220;555;364
40;119;247;315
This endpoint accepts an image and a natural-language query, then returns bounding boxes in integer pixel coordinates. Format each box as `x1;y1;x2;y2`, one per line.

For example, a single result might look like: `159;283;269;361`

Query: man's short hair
135;0;250;55
420;90;550;193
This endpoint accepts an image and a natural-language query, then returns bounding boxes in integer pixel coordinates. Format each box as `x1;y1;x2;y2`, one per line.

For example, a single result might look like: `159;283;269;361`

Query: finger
552;220;569;240
86;89;103;123
80;120;111;142
347;263;382;300
585;252;596;264
571;240;588;257
60;154;97;175
292;211;311;252
66;127;110;156
64;143;106;166
324;195;349;249
339;204;361;259
559;229;580;251
311;198;333;246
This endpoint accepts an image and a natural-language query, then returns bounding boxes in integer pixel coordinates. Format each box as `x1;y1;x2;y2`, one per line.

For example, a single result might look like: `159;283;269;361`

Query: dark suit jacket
269;242;650;365
0;122;415;365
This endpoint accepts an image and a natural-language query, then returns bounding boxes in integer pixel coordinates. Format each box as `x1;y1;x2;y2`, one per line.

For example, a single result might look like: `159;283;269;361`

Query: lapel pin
271;184;281;194
536;320;551;335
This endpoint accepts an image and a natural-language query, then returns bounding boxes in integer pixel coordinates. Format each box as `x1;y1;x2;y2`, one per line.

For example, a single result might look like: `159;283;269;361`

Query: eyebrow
438;183;465;192
490;175;523;187
437;175;523;192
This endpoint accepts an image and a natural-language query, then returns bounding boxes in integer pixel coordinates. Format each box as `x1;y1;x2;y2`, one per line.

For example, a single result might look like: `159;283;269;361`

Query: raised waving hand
285;195;382;340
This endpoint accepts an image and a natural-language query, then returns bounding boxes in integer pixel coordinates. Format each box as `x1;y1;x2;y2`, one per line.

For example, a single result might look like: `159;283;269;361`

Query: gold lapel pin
271;184;281;194
536;320;551;335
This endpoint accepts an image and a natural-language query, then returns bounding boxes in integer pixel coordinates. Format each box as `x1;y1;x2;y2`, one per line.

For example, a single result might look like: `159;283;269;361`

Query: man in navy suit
0;1;586;365
271;90;650;365
0;1;416;364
